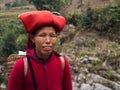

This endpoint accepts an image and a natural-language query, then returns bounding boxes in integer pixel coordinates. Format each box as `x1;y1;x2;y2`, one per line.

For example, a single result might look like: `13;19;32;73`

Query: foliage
65;7;94;29
27;0;70;11
0;20;6;36
1;30;16;57
92;5;120;34
80;7;93;29
5;3;11;9
106;70;115;79
66;4;120;35
12;2;23;7
115;0;120;5
75;37;96;48
89;60;103;73
16;34;27;51
0;75;4;84
54;39;62;52
66;12;81;26
0;17;27;57
0;58;4;64
5;1;27;9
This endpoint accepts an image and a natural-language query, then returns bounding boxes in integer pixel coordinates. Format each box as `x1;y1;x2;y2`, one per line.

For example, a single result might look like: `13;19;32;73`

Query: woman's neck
35;49;51;60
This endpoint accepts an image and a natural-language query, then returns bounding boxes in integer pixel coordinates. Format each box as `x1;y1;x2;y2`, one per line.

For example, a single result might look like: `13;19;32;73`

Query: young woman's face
32;26;57;58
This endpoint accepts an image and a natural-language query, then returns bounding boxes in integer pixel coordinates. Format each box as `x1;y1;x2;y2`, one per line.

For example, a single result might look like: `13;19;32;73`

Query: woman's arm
8;59;24;90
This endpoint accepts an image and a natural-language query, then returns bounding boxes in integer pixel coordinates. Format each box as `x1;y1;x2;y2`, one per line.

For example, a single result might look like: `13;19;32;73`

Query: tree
27;0;69;11
0;18;27;57
5;3;11;9
1;30;16;57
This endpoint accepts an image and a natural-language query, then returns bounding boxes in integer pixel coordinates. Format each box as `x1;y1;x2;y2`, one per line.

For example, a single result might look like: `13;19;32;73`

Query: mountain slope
64;0;115;14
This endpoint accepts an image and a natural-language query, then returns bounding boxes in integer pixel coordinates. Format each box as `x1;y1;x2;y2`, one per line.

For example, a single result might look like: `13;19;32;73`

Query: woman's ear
32;39;35;43
30;34;35;43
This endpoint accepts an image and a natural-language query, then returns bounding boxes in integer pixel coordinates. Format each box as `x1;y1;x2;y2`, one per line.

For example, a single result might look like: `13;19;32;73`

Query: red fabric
26;33;33;53
18;10;66;34
8;50;72;90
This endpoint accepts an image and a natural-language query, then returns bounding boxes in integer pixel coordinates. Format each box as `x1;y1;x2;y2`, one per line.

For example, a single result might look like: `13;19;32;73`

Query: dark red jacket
8;49;72;90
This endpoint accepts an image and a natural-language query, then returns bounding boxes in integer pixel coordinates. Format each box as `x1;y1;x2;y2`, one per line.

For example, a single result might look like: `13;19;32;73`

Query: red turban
18;10;66;33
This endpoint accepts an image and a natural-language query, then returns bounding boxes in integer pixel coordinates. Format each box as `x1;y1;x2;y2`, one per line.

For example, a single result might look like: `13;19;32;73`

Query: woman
8;10;72;90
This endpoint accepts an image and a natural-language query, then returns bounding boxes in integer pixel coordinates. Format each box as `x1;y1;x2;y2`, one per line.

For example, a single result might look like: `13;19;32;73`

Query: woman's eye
50;34;56;38
39;34;46;37
38;33;56;38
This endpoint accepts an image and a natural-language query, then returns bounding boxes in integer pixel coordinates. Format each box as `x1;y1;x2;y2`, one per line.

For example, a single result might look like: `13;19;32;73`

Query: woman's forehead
36;26;56;34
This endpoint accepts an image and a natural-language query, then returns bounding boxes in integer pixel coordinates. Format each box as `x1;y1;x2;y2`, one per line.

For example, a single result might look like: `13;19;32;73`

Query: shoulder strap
23;57;28;77
24;56;37;90
27;56;37;90
60;56;65;70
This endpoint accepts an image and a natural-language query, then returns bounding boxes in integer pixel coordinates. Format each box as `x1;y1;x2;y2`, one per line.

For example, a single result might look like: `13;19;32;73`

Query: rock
77;73;86;81
93;83;112;90
72;81;80;90
80;83;93;90
117;69;120;74
87;73;120;90
80;83;112;90
80;56;99;64
0;83;6;90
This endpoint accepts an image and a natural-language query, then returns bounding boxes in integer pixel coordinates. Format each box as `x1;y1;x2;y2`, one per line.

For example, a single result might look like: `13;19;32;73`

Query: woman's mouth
43;46;52;51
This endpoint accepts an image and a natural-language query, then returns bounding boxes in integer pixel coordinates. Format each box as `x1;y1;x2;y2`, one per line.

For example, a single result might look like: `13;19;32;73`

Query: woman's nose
45;36;50;43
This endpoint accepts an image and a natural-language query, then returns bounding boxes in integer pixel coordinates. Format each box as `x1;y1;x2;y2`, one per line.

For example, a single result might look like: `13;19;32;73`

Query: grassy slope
0;5;35;26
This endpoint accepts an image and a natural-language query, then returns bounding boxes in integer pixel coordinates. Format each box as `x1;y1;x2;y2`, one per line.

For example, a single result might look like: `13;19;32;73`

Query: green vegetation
27;0;71;11
66;4;120;35
0;14;27;57
1;29;16;56
5;0;27;9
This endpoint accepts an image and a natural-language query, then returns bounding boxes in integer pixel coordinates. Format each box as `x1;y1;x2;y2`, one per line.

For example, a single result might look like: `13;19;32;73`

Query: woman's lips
43;46;52;51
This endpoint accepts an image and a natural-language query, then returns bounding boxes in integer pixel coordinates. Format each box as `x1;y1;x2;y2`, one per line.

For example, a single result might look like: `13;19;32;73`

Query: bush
11;2;22;7
5;1;27;9
5;3;11;9
27;0;70;11
92;4;120;34
16;34;27;51
0;18;27;57
65;12;81;26
80;7;93;29
72;4;120;35
1;30;16;57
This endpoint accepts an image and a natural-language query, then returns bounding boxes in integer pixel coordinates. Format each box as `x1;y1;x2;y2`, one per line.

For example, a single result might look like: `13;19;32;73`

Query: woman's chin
43;50;52;56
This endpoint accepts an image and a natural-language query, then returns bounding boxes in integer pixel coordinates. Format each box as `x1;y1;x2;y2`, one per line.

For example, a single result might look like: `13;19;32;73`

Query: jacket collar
26;49;61;63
